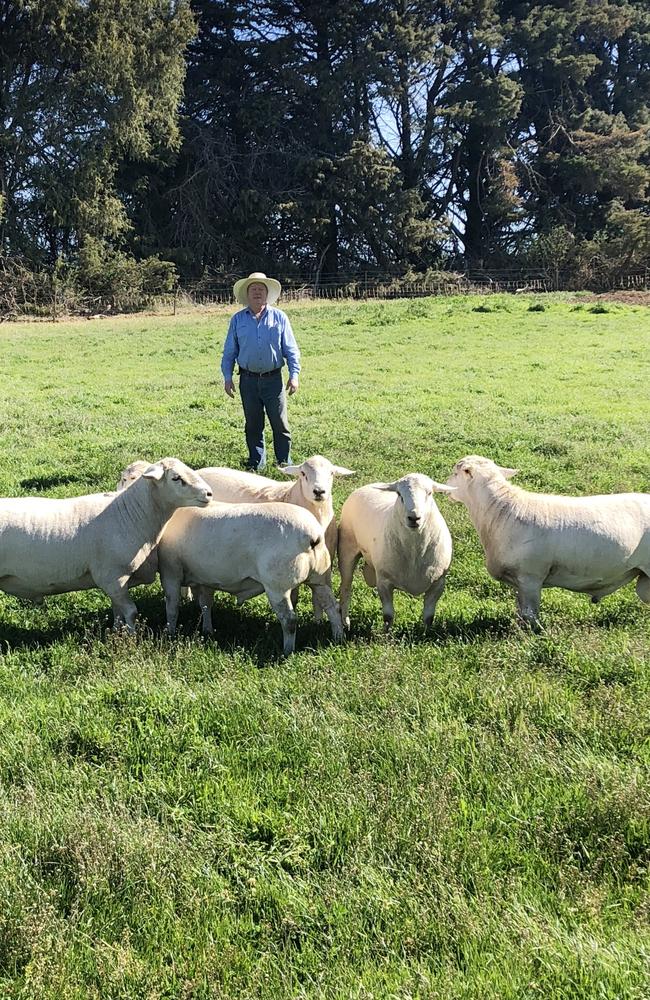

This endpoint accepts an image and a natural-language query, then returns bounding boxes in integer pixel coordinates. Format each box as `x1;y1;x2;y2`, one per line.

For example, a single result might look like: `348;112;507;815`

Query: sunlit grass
0;295;648;998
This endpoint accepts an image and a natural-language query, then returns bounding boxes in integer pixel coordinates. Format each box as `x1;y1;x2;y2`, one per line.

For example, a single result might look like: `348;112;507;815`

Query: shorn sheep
0;459;213;629
338;473;455;629
445;455;650;629
119;456;355;616
157;501;344;654
196;457;355;615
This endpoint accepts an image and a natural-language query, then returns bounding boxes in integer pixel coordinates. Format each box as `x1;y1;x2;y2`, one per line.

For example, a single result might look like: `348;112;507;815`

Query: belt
238;367;282;378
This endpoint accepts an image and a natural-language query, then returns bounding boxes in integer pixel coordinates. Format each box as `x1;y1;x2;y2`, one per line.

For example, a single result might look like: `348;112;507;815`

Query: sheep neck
112;476;172;545
463;477;527;546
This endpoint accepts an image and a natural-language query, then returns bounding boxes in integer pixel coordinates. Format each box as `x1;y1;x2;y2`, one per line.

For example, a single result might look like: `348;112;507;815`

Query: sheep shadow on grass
141;590;341;667
0;589;341;666
343;611;513;646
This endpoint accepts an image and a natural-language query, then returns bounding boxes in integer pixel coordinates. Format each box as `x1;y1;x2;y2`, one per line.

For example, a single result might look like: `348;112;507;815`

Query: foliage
0;0;196;268
1;0;649;279
0;256;54;318
72;238;177;311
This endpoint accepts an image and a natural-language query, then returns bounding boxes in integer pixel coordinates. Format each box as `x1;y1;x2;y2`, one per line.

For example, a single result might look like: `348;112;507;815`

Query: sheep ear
142;462;165;481
331;465;355;477
279;465;302;477
499;466;518;479
431;481;456;494
374;481;399;492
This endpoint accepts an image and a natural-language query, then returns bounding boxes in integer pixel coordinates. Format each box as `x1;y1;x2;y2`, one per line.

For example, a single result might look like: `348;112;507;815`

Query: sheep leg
196;586;215;635
310;564;333;622
514;576;542;632
636;572;650;604
423;576;446;629
307;565;331;622
98;576;138;632
309;582;344;642
290;587;300;610
161;576;182;638
266;590;298;656
338;532;361;629
376;576;395;631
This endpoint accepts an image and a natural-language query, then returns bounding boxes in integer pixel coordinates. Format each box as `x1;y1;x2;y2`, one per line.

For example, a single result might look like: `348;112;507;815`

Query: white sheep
116;460;151;492
445;455;650;629
158;501;344;654
118;457;353;551
115;459;162;588
0;459;213;629
338;473;455;629
175;456;354;615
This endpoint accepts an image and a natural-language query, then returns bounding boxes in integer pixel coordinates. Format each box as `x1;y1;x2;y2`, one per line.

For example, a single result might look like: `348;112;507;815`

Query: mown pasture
0;295;648;999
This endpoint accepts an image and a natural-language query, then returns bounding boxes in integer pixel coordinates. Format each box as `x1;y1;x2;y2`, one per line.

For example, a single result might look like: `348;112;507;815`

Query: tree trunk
463;121;487;264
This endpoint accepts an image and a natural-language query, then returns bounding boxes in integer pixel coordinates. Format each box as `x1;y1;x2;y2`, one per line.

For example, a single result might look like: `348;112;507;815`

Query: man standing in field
221;272;301;471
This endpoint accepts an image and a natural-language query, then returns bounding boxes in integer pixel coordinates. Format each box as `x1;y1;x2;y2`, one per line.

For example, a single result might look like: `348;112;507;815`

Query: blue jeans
239;370;291;470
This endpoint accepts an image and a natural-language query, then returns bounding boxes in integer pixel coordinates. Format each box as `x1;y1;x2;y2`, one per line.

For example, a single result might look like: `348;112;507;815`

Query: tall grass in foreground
0;295;648;998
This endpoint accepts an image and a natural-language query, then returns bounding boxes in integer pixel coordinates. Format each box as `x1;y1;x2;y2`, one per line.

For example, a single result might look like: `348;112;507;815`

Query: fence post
173;286;177;316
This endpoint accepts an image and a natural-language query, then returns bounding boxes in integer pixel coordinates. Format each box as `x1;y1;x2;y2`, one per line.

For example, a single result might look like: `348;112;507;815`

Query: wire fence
173;265;650;310
1;264;649;320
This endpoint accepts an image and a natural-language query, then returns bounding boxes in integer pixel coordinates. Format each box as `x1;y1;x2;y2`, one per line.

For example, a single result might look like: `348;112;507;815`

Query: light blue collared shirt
220;306;301;381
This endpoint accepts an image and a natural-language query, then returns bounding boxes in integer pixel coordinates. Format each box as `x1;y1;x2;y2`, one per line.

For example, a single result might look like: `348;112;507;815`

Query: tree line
1;0;649;304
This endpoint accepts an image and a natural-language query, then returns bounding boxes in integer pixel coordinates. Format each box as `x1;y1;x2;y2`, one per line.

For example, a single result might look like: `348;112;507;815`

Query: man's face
247;282;268;310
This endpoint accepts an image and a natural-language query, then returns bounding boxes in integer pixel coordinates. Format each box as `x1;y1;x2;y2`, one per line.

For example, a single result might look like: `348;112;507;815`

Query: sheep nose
408;514;420;526
205;490;213;499
313;488;325;499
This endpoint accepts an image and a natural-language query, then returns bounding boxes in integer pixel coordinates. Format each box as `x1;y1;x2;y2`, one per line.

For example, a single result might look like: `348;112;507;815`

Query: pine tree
508;0;650;244
0;0;195;267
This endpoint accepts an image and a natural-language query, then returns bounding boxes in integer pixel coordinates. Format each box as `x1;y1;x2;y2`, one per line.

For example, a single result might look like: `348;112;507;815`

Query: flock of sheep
0;453;648;653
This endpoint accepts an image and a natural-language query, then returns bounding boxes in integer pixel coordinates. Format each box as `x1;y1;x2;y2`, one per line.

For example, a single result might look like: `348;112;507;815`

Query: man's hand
224;380;235;398
287;378;299;395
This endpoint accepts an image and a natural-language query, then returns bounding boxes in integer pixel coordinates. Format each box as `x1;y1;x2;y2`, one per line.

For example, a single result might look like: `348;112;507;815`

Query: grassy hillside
0;295;648;998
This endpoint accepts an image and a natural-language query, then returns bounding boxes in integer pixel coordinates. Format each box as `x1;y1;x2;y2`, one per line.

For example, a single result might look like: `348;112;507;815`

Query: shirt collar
245;305;269;318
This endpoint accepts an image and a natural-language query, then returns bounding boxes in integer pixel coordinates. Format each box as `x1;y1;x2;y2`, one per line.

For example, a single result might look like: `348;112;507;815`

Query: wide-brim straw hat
233;271;282;306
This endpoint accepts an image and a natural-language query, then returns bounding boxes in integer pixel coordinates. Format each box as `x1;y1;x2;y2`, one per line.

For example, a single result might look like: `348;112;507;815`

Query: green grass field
0;295;649;999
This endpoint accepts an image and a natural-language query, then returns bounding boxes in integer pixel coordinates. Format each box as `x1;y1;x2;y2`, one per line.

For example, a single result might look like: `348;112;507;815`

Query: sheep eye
172;475;185;485
301;471;306;478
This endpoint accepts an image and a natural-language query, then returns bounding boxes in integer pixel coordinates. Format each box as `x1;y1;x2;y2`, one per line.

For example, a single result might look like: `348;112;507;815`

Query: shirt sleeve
280;313;301;380
221;315;239;380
